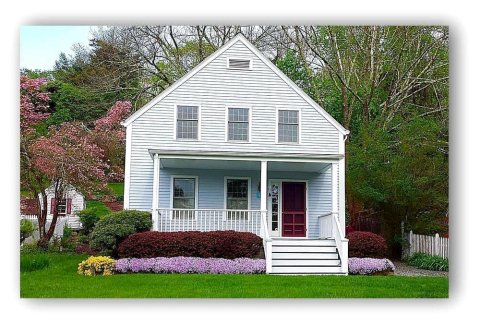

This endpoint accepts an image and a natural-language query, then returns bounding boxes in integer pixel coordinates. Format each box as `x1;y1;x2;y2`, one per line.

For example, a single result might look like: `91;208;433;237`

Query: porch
145;151;348;274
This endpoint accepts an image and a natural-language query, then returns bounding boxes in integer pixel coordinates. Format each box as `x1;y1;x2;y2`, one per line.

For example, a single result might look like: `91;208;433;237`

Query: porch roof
153;152;333;173
148;148;343;163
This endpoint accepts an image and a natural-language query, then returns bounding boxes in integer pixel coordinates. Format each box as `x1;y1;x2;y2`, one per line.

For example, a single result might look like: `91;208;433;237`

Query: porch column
260;160;268;211
331;162;339;232
152;153;160;231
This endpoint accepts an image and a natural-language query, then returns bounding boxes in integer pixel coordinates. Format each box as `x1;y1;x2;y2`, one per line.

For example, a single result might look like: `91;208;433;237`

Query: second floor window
278;110;299;143
228;108;249;141
176;105;199;140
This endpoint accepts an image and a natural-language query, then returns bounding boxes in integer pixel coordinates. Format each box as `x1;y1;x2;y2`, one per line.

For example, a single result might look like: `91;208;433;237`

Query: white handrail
332;212;348;273
259;209;272;274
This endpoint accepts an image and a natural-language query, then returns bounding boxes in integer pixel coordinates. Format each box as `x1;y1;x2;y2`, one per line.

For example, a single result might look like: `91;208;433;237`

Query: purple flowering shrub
348;258;395;275
116;257;266;274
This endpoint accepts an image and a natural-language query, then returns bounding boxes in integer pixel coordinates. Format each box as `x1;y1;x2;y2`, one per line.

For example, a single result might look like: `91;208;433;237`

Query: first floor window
226;178;249;220
278;110;299;143
57;199;67;215
173;177;196;218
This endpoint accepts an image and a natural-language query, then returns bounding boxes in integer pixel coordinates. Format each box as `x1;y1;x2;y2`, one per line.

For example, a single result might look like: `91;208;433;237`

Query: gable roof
122;34;349;135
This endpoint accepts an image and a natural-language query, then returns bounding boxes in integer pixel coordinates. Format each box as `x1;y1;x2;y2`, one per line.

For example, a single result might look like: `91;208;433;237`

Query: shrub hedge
347;231;387;258
118;230;263;259
90;210;152;256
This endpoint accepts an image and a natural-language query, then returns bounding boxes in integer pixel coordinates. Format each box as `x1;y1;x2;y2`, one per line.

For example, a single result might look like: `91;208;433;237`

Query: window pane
226;179;248;210
228;108;249;122
57;199;67;215
177;106;198;139
177;106;198;120
177;120;198;139
279;110;298;124
173;198;195;209
228;122;249;141
173;178;195;210
278;124;298;143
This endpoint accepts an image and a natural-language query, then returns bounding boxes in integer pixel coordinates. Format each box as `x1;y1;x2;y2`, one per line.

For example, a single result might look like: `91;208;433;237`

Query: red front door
282;182;306;237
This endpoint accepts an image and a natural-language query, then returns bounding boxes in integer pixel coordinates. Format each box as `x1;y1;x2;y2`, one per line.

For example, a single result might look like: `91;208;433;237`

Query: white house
122;34;349;275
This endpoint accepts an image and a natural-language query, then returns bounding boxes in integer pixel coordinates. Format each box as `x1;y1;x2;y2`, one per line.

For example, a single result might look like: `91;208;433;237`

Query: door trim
269;179;308;238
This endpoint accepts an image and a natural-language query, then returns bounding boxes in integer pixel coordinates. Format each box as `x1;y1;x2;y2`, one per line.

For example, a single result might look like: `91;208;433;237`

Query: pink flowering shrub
116;257;266;274
348;257;395;275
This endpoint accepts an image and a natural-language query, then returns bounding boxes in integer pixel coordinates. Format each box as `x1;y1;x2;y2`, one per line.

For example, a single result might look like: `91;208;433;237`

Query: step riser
272;252;339;259
271;240;336;247
272;259;341;266
271;266;343;274
272;246;337;253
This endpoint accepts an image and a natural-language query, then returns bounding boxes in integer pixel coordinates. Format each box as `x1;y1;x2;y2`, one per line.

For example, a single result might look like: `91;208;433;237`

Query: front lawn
20;253;448;298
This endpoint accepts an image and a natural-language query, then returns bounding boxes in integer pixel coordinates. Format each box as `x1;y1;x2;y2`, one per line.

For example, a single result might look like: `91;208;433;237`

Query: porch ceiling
160;158;330;173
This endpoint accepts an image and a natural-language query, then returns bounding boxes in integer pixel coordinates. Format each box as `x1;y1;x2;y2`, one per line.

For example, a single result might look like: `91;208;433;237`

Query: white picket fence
407;230;449;259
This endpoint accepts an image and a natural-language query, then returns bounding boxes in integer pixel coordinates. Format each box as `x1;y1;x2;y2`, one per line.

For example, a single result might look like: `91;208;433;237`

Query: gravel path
393;261;448;277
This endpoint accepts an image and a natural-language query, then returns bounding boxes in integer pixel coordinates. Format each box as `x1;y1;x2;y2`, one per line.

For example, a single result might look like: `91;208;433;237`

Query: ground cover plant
406;253;449;271
115;257;265;274
348;258;395;275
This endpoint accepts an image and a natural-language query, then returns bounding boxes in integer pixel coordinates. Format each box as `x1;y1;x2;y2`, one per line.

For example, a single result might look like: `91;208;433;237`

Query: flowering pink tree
32;123;109;245
91;101;132;181
20;76;51;240
20;75;132;246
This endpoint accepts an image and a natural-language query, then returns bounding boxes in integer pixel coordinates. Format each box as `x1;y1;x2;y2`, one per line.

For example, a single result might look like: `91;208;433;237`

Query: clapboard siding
152;168;332;239
128;40;343;208
42;186;85;216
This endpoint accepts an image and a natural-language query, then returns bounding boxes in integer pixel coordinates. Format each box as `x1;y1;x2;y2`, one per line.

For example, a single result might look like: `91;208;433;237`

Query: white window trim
275;107;301;144
174;104;201;141
225;106;252;143
170;175;199;219
223;176;252;212
226;57;253;70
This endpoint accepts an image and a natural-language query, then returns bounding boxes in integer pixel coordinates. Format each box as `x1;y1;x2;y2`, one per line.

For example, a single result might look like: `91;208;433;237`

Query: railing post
152;153;160;231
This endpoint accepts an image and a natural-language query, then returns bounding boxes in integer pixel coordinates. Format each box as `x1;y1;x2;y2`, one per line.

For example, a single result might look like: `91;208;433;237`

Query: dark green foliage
20;219;36;243
406;253;448;271
77;207;104;235
90;210;152;255
20;254;50;272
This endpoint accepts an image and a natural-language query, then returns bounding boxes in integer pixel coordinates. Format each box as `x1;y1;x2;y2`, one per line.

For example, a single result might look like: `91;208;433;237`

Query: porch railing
318;211;348;273
156;209;262;236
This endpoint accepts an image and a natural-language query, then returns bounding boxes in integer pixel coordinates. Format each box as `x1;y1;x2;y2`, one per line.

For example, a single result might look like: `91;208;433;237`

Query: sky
20;26;97;70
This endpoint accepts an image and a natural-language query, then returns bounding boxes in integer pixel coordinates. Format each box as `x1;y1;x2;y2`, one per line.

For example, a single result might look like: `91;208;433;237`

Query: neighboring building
122;35;349;275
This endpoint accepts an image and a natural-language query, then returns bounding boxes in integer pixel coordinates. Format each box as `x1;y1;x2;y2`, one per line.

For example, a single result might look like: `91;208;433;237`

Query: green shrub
20;254;50;272
21;242;42;254
406;253;449;271
20;219;36;243
90;210;151;256
77;207;104;234
63;224;73;239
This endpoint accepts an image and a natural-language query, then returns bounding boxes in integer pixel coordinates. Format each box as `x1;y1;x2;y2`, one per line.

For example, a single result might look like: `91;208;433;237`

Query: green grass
20;253;449;298
85;200;111;217
108;182;124;196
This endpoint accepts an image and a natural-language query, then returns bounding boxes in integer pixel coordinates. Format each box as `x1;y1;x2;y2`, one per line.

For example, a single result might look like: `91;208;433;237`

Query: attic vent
228;58;252;70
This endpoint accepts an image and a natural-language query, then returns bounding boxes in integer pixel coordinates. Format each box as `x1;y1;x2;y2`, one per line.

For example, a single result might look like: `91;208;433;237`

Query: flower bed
348;257;395;275
116;257;266;274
